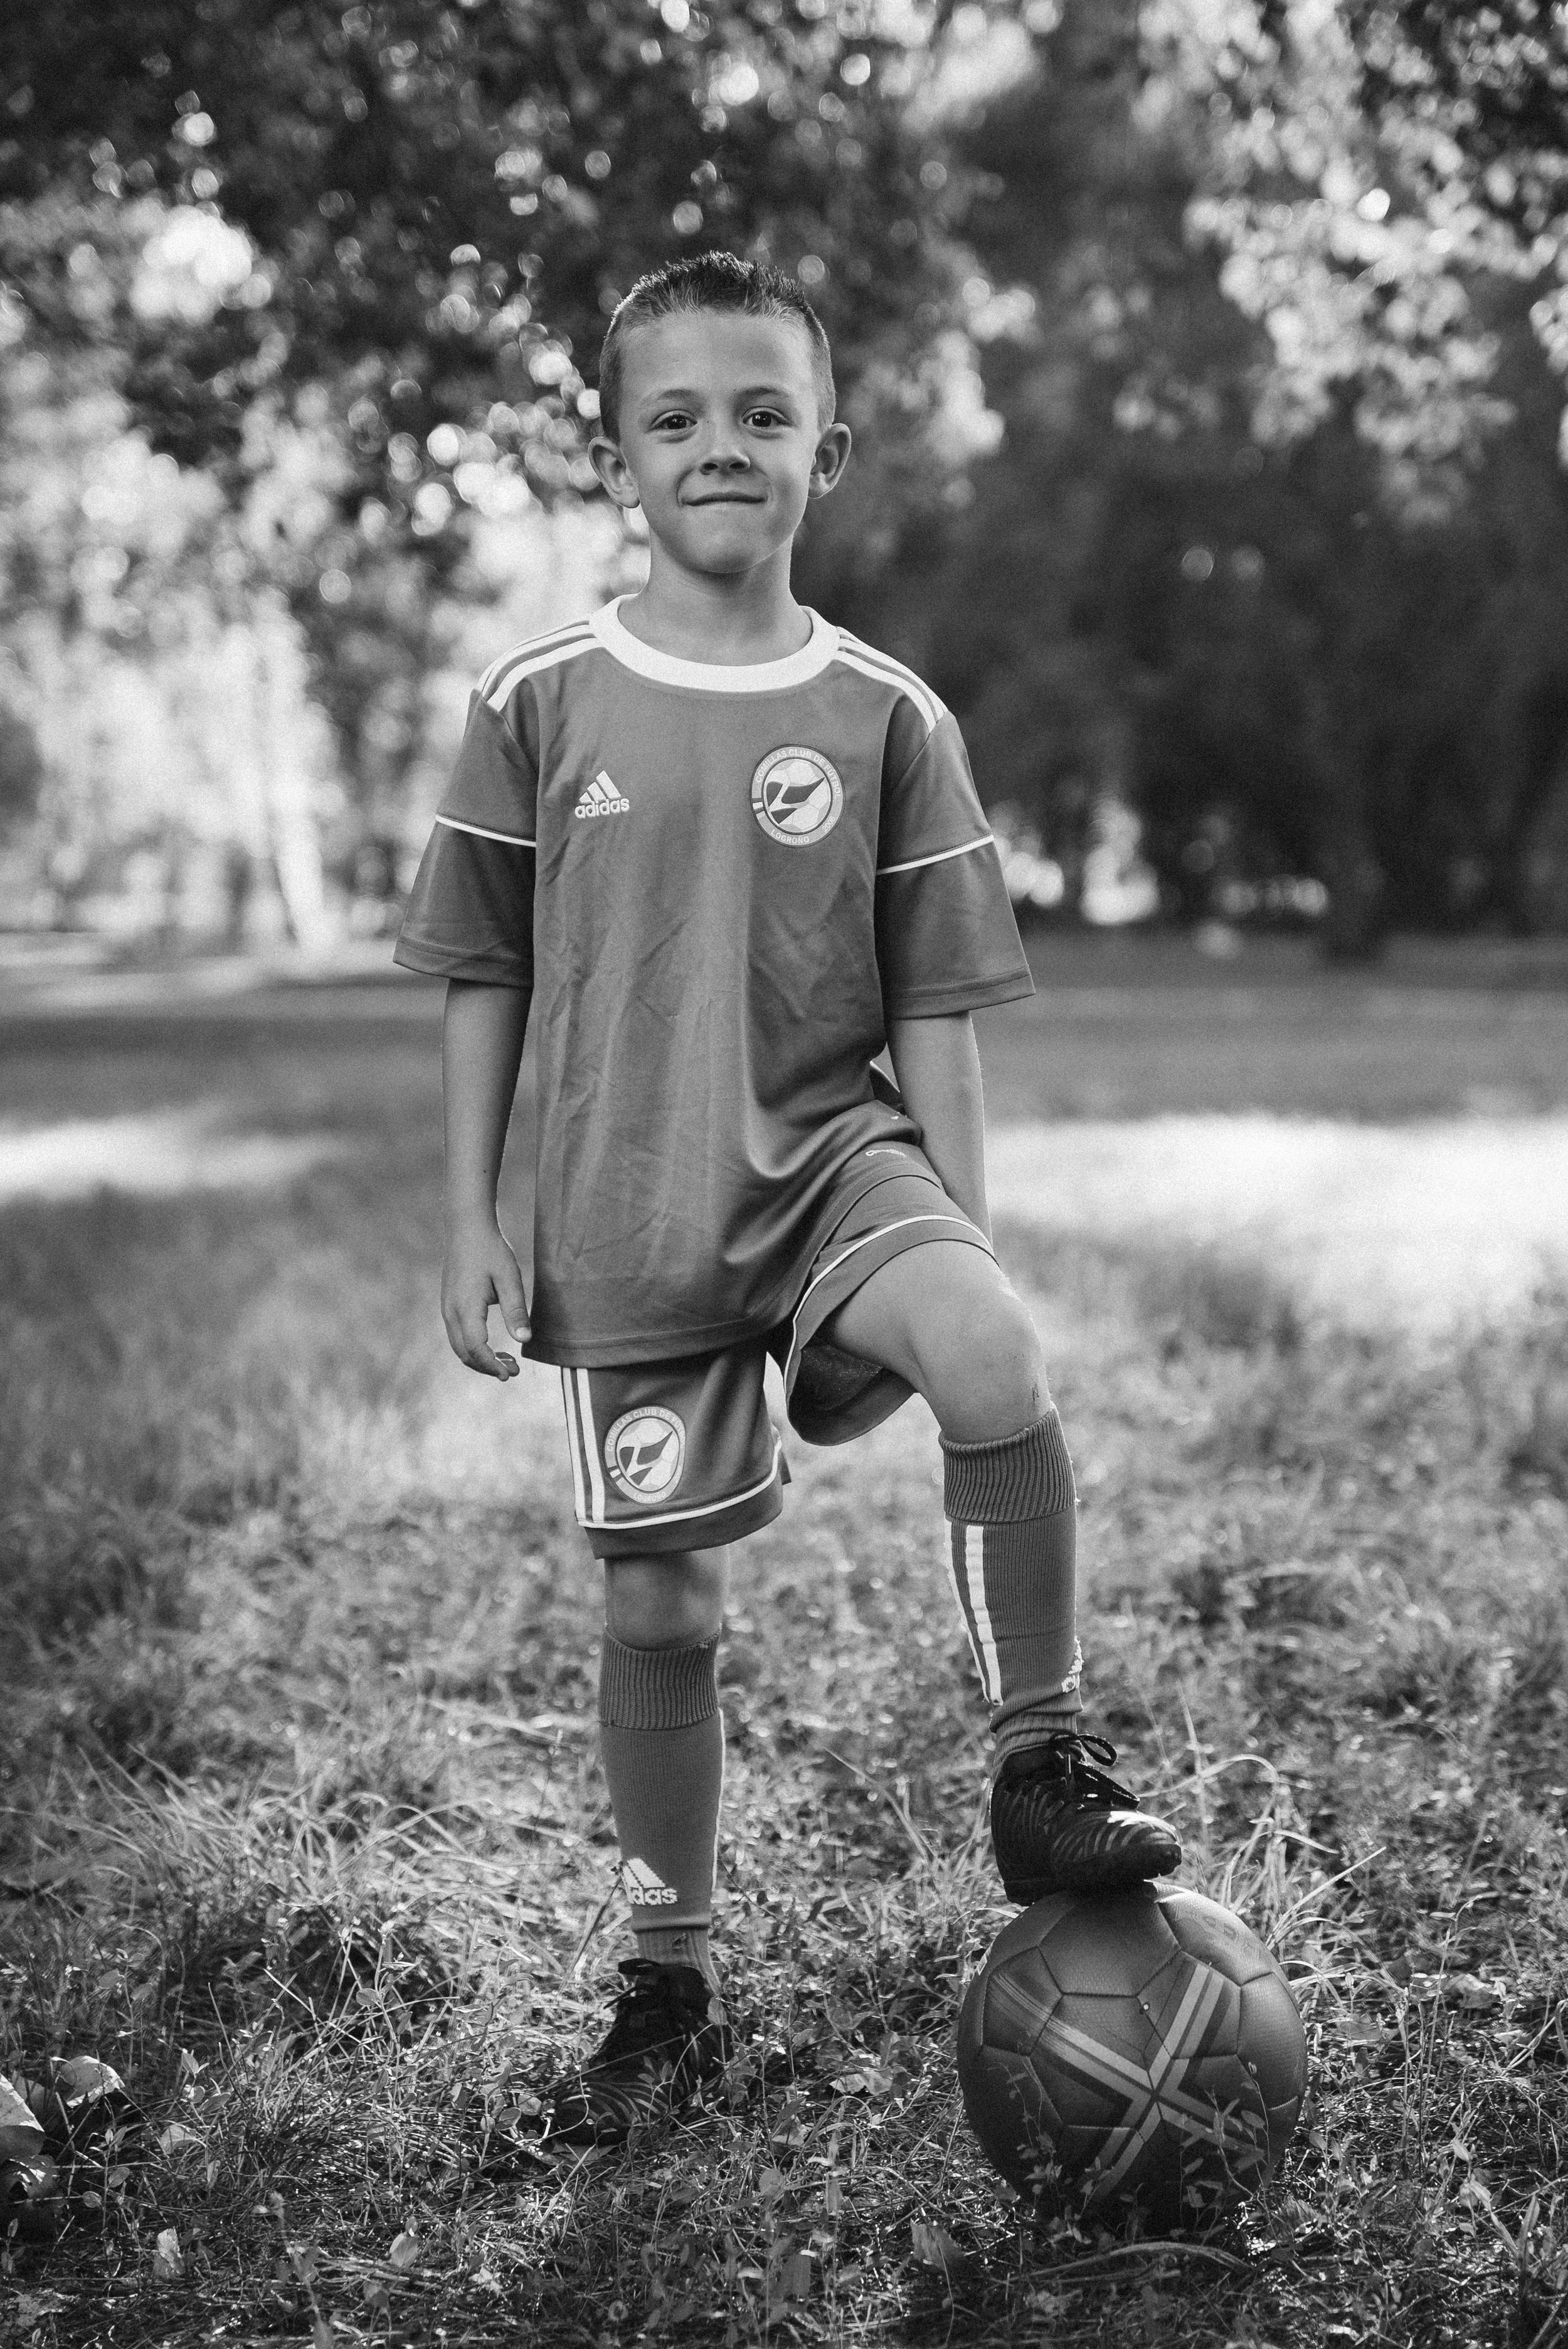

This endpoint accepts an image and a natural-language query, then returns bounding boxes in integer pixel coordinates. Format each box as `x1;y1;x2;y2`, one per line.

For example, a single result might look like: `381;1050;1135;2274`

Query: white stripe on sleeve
435;814;536;847
876;835;993;878
484;630;596;711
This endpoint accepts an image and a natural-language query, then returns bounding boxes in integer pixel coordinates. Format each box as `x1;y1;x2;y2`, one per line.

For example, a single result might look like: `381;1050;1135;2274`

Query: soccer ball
956;1884;1306;2228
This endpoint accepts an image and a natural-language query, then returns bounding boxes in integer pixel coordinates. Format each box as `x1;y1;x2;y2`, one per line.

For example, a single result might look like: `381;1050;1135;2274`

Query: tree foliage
825;0;1568;945
0;0;963;490
5;0;1568;944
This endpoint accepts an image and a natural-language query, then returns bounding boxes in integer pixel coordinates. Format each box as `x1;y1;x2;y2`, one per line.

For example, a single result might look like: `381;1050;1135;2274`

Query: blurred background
5;0;1568;968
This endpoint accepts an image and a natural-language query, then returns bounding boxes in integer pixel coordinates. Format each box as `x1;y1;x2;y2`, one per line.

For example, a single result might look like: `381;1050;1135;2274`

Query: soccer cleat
990;1730;1182;1904
541;1960;729;2148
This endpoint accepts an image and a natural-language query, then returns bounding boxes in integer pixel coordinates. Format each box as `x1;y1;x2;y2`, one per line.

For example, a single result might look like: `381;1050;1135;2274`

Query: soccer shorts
558;1138;993;1557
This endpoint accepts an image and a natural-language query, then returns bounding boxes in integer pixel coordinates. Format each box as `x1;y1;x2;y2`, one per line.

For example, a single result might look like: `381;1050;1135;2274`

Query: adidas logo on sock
575;769;630;819
622;1857;679;1907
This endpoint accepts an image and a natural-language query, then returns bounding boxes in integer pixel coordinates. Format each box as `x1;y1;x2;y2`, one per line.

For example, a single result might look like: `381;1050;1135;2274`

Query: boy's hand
442;1219;531;1379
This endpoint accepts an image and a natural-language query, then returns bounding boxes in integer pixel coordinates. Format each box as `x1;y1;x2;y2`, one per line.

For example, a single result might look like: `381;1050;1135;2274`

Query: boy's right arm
441;978;531;1379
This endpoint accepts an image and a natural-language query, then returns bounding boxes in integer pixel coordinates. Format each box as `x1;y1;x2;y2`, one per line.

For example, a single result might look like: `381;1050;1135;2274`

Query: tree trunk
250;595;336;955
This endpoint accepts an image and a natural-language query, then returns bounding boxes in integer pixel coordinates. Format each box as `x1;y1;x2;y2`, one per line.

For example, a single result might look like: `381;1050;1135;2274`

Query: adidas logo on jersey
575;770;630;819
622;1857;679;1907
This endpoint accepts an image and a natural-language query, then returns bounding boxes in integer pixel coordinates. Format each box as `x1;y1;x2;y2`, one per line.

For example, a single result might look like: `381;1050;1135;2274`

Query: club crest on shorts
604;1406;686;1504
751;745;844;846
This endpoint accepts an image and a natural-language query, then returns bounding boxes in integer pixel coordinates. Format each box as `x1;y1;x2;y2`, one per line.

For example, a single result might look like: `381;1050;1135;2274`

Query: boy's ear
807;420;852;501
589;434;641;509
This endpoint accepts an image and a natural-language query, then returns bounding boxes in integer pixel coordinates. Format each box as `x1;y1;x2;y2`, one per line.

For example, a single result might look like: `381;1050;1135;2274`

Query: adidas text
575;770;630;819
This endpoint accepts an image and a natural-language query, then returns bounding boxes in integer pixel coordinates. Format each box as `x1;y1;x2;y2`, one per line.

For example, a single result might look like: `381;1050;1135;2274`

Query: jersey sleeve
393;691;536;987
874;703;1034;1019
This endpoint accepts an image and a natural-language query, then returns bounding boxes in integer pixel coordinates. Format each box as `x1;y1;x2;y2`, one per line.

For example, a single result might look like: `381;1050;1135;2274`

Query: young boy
395;252;1179;2145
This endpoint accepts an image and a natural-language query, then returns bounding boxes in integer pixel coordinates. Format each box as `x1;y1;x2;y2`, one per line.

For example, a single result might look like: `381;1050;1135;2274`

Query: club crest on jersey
751;745;844;846
604;1406;686;1505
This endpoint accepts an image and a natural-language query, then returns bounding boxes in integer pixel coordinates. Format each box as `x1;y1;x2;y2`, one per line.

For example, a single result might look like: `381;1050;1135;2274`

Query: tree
0;0;967;509
825;0;1568;945
0;3;982;927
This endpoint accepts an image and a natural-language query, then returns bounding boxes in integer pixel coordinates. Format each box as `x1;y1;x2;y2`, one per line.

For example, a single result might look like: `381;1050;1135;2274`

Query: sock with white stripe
941;1413;1084;1771
597;1633;724;1991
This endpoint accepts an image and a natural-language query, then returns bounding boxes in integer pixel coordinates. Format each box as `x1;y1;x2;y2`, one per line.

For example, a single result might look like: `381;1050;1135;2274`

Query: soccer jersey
395;598;1032;1364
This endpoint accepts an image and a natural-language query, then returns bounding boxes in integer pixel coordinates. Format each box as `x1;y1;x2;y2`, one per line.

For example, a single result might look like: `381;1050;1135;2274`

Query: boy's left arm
887;1013;991;1244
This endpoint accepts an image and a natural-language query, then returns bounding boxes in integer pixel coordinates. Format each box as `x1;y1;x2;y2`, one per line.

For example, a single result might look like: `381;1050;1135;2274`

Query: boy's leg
825;1241;1180;1899
545;1544;730;2145
598;1544;728;1991
548;1345;781;2143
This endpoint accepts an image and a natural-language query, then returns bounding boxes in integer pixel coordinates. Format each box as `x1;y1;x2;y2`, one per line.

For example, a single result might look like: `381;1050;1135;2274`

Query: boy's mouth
685;491;766;506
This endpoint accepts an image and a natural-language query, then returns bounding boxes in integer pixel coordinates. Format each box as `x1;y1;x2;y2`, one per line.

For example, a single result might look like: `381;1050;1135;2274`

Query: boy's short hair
596;252;836;444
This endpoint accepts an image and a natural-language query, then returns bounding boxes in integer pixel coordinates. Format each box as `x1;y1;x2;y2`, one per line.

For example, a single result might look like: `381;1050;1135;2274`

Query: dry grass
4;980;1568;2347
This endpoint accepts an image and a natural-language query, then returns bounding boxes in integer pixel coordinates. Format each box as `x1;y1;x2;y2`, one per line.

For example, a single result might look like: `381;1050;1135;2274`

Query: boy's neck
615;549;811;667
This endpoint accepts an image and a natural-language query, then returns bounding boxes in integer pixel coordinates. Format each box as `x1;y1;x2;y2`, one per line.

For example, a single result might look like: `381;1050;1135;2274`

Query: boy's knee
603;1546;728;1648
923;1287;1049;1443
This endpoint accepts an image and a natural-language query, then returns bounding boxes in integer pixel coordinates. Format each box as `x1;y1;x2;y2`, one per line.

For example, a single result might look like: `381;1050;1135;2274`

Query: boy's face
590;309;850;580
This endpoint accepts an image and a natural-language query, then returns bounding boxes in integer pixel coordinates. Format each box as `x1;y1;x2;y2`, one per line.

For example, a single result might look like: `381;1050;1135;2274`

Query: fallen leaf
1330;2013;1386;2048
152;2225;184;2281
0;2074;45;2161
389;2228;420;2270
777;2248;812;2300
52;2057;127;2103
834;2065;896;2097
911;2219;959;2268
3;2156;60;2203
11;2292;68;2326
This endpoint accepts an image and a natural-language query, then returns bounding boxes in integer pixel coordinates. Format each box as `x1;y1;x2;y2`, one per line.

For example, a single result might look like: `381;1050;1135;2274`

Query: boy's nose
699;437;750;471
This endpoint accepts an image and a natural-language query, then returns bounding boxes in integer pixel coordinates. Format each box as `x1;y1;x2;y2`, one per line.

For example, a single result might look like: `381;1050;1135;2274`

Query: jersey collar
591;598;837;692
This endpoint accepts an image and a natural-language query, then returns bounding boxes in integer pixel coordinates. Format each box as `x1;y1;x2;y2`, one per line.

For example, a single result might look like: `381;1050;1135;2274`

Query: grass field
4;935;1568;2348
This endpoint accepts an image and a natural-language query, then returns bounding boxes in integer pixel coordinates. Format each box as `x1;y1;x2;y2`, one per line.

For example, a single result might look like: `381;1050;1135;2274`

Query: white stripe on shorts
786;1211;987;1383
560;1369;588;1522
575;1368;607;1522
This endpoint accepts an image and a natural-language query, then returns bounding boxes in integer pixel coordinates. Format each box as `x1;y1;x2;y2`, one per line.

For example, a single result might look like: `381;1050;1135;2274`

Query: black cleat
542;1961;729;2148
990;1730;1182;1904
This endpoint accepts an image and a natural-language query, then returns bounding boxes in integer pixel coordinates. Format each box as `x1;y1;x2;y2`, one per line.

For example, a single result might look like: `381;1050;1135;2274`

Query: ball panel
1168;2054;1272;2184
1035;1886;1179;1998
1071;2121;1184;2226
1237;1971;1310;2111
1265;2088;1306;2170
1047;1989;1157;2082
983;1947;1062;2054
1179;2049;1268;2121
958;2045;1057;2187
955;1968;987;2072
1155;1885;1276;1986
1145;1956;1244;2066
1033;2006;1148;2136
982;1890;1086;1972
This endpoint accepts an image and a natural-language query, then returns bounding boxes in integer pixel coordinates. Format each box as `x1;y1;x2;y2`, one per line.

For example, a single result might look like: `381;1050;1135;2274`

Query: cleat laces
1001;1728;1145;1809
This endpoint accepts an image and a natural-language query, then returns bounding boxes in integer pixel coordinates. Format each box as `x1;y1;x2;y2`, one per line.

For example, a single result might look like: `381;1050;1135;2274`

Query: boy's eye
744;407;787;428
651;409;695;432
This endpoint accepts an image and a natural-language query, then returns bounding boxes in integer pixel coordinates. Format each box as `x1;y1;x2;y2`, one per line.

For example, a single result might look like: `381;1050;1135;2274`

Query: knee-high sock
941;1412;1083;1769
597;1633;724;1985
